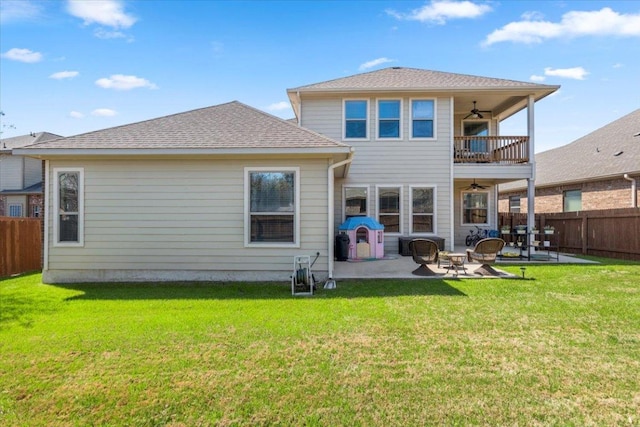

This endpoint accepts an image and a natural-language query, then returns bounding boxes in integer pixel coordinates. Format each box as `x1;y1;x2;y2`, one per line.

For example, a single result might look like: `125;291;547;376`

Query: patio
333;245;596;280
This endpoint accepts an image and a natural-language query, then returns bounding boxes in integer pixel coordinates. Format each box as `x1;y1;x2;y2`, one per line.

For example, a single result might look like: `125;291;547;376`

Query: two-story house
16;67;558;284
0;132;62;217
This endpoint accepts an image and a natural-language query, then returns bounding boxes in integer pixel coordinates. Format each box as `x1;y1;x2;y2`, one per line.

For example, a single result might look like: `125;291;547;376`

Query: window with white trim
410;187;435;233
32;205;41;218
344;100;368;139
509;196;521;213
377;186;401;234
54;168;84;245
462;191;488;225
411;99;435;138
8;204;23;217
377;99;401;139
245;168;299;246
344;186;368;219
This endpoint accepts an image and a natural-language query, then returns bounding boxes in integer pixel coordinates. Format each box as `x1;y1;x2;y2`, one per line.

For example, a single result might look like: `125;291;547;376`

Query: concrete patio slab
332;246;596;280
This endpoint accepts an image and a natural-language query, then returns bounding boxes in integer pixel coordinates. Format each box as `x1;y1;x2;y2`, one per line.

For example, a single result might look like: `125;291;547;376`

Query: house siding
303;94;453;251
0;155;23;190
43;158;331;283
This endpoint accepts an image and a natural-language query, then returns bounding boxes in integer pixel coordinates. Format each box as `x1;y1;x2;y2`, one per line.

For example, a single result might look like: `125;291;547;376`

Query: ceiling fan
464;101;491;119
464;179;488;191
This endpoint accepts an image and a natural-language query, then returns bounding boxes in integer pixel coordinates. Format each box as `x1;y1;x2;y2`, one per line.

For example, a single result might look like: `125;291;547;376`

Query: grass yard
1;260;639;426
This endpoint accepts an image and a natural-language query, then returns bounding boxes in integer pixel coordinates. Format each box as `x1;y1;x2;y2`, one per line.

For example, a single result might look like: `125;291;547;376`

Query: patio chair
409;239;440;276
466;238;506;276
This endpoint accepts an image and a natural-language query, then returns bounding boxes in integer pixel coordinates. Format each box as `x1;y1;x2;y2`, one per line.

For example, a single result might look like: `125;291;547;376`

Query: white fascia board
13;146;353;157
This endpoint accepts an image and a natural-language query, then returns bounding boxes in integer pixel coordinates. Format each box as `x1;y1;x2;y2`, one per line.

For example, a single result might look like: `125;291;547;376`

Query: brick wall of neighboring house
499;176;639;213
0;196;5;216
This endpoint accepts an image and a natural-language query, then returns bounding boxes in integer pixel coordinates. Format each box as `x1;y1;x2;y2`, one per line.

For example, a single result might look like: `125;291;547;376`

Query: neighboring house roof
15;101;351;156
500;109;640;192
1;132;63;152
0;182;42;195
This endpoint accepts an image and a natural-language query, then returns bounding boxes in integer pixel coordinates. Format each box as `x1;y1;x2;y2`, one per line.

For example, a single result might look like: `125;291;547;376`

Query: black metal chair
409;239;440;276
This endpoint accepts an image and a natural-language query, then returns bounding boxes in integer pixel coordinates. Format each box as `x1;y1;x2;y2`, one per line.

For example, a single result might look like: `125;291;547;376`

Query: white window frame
376;185;403;235
410;98;437;140
32;205;41;218
343;185;369;221
244;167;300;248
342;99;369;141
409;185;437;235
8;203;23;217
376;98;402;140
461;191;489;226
53;167;84;247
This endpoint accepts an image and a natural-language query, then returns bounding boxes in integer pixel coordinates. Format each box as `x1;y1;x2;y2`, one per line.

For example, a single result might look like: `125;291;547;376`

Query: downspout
623;174;637;207
327;148;355;281
43;160;49;272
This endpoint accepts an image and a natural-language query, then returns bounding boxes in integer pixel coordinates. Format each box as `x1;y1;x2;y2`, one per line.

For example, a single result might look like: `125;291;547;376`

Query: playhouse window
377;186;401;233
54;168;84;246
246;168;299;246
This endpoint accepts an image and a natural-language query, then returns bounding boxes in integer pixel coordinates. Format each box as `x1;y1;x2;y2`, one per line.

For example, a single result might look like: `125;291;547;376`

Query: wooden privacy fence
0;217;43;277
499;208;640;261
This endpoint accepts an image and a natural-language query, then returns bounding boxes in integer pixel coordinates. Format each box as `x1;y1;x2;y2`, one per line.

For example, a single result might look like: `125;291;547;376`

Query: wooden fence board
499;208;640;261
0;217;43;277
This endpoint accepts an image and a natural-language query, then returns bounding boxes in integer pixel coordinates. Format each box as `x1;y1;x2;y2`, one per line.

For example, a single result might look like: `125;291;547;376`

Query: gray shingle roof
18;101;349;152
289;67;557;92
1;132;63;151
501;109;640;191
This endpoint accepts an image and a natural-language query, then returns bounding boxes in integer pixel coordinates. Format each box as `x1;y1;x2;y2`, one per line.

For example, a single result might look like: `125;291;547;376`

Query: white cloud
1;48;42;63
95;74;157;90
267;102;291;112
0;0;42;23
544;67;589;80
69;111;85;118
530;75;546;82
359;57;395;71
50;71;79;80
613;63;623;69
388;0;492;24
484;7;640;46
67;0;136;28
91;108;117;117
94;28;128;40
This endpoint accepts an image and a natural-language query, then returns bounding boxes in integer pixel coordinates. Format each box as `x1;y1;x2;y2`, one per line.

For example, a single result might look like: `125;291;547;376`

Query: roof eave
13;146;353;158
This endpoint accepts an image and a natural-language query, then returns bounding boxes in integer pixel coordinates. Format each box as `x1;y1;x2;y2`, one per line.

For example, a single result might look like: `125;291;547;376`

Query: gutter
623;174;637;208
327;148;355;282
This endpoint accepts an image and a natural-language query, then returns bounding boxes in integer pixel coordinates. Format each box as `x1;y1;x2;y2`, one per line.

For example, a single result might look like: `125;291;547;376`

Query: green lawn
1;260;639;426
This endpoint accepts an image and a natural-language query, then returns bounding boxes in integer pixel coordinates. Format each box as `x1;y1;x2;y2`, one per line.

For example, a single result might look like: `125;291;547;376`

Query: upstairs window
344;100;368;139
54;168;84;246
377;100;401;139
411;99;435;138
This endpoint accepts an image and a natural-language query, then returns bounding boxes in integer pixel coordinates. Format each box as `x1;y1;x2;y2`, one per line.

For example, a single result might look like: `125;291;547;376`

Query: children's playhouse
337;217;385;260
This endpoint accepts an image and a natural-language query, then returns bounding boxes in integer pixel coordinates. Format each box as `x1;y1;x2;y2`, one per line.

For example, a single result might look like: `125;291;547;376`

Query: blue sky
1;0;639;152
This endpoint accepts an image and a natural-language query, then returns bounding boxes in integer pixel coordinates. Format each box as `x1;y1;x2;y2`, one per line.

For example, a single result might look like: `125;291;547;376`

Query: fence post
581;213;588;255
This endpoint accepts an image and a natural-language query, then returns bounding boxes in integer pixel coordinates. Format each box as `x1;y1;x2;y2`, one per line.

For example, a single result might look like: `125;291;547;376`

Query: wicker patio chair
409;239;440;276
466;238;506;276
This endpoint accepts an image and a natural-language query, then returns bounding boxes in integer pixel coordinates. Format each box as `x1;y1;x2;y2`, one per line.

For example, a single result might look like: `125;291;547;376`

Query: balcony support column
526;95;535;233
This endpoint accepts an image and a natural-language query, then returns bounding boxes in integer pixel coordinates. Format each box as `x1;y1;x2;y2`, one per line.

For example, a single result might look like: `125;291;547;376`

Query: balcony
454;136;529;164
